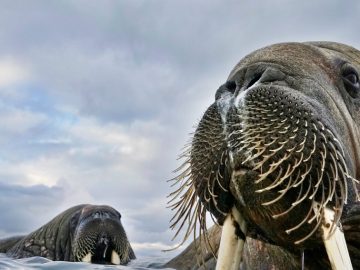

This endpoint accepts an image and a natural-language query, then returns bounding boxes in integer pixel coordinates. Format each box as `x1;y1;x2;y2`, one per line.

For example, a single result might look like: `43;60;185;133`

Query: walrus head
169;42;360;253
71;205;135;265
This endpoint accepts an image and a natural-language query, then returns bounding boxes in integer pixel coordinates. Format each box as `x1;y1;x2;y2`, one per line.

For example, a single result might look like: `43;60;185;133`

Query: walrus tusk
111;250;121;265
216;206;247;270
81;253;92;263
322;207;353;270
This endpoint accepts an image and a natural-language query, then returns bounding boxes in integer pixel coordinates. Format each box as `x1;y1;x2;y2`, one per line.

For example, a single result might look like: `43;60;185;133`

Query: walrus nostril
245;67;287;90
225;80;237;92
98;233;109;245
215;80;237;100
247;73;262;88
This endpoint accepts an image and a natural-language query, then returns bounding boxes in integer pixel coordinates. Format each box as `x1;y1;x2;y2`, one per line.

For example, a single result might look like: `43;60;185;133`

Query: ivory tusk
216;206;247;270
322;207;353;270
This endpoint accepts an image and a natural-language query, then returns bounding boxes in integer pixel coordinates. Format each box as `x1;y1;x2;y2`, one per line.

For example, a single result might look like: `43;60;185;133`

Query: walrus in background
168;42;360;269
0;204;135;265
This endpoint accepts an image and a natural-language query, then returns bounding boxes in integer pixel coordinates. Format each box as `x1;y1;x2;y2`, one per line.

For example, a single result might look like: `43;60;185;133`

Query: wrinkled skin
1;204;135;265
169;42;360;268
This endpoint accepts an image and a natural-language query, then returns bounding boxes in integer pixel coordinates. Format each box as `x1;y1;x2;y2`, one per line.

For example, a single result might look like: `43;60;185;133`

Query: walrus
168;42;360;269
0;204;136;265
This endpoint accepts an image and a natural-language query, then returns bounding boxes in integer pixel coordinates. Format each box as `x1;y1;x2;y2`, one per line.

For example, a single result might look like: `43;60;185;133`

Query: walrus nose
98;233;109;245
216;67;287;100
241;66;287;91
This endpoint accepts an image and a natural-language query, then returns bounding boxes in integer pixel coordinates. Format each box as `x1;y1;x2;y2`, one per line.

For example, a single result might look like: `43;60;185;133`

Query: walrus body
167;203;360;270
169;42;360;268
1;204;135;265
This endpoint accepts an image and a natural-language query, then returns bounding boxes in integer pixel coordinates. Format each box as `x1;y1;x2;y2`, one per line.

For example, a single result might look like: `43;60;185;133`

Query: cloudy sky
0;0;359;258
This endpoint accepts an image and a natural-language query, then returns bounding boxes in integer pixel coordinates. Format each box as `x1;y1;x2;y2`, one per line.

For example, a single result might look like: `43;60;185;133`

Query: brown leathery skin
169;42;360;268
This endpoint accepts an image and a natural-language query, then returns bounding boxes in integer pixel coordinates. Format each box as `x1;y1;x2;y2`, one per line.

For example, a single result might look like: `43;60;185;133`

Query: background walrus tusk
322;207;353;270
216;207;247;270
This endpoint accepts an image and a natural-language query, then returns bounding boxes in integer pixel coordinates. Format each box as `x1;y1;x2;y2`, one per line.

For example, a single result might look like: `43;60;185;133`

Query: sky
0;0;359;258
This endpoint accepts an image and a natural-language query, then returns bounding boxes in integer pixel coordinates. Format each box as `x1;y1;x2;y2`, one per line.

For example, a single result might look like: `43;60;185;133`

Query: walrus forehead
228;42;336;80
79;205;121;219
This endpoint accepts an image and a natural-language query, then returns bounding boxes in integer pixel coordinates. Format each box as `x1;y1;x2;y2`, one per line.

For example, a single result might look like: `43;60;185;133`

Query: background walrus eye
341;64;360;98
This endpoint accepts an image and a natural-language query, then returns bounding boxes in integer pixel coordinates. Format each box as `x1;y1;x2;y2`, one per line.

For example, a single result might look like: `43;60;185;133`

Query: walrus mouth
78;233;122;265
168;82;359;249
73;219;133;265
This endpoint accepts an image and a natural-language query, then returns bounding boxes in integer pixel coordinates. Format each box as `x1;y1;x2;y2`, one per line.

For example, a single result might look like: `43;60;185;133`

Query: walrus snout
188;62;359;246
72;206;135;265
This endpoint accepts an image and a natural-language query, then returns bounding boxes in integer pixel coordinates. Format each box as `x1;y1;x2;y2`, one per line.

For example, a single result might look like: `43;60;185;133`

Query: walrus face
169;42;360;248
71;205;134;265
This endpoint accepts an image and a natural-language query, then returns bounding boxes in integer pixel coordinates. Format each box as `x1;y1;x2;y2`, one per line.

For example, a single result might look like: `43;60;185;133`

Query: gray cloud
0;0;359;258
0;182;65;236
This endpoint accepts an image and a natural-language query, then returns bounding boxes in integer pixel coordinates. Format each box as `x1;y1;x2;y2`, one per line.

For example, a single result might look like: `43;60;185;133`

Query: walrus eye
341;65;360;98
346;73;358;85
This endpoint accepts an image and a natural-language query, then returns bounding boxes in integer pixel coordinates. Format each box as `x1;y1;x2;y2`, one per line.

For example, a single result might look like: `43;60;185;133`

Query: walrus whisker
309;193;326;225
212;197;228;216
169;198;195;227
292;181;312;208
285;201;314;235
256;167;284;193
167;183;193;208
200;214;217;259
167;169;191;187
262;176;293;206
255;156;288;184
253;151;278;171
293;161;313;188
326;170;335;204
170;199;200;244
215;170;228;192
338;165;348;204
269;142;284;152
290;181;305;205
264;137;278;147
244;147;267;164
309;170;323;200
167;179;191;201
169;188;195;218
294;209;324;245
302;134;317;163
295;135;307;153
169;191;196;228
172;159;191;174
286;142;297;153
262;163;296;192
290;168;302;188
329;153;340;181
215;169;228;193
345;173;360;184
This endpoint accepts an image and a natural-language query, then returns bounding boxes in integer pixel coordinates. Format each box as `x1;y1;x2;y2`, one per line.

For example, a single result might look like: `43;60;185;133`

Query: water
0;254;174;270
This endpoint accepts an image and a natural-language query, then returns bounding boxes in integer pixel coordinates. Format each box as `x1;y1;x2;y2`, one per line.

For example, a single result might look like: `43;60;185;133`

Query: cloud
0;0;359;258
0;182;65;237
0;59;29;88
